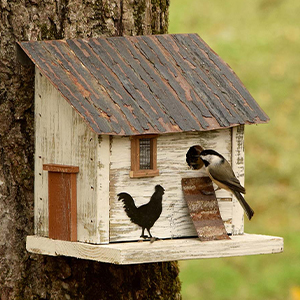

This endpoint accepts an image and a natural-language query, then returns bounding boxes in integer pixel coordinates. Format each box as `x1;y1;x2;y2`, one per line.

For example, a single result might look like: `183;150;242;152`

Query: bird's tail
233;191;254;220
117;192;138;222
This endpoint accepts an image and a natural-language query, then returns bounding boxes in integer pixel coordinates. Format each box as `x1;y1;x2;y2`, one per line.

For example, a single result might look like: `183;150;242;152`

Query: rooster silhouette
118;185;165;239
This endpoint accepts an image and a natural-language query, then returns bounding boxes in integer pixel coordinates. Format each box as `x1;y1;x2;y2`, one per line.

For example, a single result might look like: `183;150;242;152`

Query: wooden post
231;125;245;234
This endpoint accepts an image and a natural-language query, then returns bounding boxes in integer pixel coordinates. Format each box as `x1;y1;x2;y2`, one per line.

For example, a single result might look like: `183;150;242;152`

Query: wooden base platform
26;234;283;265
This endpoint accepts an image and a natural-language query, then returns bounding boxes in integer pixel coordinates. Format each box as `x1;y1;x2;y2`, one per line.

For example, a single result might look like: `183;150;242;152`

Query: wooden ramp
181;177;230;241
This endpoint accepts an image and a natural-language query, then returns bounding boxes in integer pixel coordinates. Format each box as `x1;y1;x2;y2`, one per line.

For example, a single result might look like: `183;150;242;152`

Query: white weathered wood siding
109;128;245;242
34;69;109;244
35;68;245;245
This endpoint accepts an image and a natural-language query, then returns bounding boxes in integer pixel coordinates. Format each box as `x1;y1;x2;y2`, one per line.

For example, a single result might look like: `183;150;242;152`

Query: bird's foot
201;189;214;195
201;186;220;195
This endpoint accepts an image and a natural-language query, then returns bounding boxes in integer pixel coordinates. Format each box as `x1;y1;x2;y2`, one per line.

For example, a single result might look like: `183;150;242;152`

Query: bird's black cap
200;149;224;159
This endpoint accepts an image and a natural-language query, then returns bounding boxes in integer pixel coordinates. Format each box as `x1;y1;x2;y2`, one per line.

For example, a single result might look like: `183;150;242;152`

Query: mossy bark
0;0;181;299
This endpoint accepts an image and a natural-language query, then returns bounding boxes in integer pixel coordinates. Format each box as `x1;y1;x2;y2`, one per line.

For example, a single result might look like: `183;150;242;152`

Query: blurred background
169;0;300;299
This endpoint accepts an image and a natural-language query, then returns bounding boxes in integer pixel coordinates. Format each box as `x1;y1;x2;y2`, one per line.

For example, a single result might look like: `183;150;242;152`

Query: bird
117;185;165;239
197;149;254;220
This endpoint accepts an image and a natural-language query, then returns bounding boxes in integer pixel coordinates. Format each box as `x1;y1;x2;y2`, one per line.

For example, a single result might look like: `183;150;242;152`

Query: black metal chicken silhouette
118;185;165;239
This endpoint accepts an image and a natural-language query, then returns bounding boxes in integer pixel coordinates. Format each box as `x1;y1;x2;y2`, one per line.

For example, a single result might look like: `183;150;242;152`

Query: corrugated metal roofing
18;33;269;135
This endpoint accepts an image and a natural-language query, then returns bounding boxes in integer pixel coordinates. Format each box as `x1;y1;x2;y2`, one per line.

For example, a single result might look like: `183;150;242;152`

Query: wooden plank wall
109;129;244;242
35;69;106;244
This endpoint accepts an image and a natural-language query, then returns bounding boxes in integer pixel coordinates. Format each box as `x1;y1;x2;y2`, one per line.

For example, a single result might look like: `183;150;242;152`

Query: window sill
130;169;159;178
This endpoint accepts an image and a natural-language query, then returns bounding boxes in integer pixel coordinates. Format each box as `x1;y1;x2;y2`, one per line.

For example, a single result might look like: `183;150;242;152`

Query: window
43;164;79;241
130;135;159;178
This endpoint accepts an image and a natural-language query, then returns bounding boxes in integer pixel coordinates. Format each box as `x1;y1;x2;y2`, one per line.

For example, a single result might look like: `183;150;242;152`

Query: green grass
169;0;300;299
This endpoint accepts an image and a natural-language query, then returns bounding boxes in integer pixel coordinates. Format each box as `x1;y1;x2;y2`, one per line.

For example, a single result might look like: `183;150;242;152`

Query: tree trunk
0;0;181;299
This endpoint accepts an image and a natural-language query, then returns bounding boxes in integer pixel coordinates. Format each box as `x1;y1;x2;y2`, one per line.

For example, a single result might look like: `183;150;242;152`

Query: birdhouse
17;34;283;264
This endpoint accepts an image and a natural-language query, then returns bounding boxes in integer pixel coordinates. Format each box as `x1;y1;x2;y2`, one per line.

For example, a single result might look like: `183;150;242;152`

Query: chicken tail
117;192;138;222
233;190;254;220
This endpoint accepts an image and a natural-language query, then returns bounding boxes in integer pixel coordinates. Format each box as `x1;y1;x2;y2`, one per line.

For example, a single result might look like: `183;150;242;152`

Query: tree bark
0;0;181;299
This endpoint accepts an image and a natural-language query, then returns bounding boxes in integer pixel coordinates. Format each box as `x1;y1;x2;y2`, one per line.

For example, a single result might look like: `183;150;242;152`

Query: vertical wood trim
97;135;110;244
130;137;139;172
70;173;78;242
151;137;157;170
231;125;245;235
137;138;140;170
34;67;47;237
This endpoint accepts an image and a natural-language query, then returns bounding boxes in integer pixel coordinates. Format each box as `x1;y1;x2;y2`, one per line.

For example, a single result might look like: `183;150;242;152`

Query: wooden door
43;164;79;241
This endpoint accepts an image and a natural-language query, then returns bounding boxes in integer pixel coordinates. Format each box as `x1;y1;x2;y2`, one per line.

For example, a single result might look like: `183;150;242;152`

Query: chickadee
198;149;254;220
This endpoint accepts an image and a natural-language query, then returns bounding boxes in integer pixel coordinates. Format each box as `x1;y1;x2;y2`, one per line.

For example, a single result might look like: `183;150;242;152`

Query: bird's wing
208;160;246;194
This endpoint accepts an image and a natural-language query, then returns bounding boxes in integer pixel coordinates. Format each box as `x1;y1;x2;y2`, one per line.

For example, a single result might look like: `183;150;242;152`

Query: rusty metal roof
18;34;269;135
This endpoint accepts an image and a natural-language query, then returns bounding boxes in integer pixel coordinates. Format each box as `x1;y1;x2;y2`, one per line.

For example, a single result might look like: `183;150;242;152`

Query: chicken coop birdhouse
17;34;283;264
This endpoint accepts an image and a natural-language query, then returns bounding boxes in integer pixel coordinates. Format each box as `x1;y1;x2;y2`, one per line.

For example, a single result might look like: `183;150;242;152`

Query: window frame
130;135;159;178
